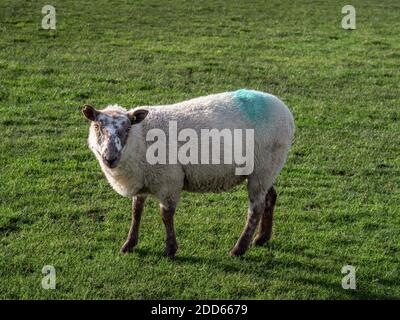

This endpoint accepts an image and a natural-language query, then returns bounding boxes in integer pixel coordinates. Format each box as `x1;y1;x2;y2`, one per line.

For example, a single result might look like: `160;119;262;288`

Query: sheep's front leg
120;195;146;253
160;204;178;258
230;196;265;257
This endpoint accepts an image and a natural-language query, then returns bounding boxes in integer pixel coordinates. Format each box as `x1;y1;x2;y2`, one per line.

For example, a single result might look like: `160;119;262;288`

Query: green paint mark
234;89;271;123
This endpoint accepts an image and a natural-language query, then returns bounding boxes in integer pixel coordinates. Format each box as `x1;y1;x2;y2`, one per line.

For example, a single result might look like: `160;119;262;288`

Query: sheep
82;89;294;257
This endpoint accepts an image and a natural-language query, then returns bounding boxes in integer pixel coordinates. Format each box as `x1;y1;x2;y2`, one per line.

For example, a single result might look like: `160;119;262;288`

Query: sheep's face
82;105;148;169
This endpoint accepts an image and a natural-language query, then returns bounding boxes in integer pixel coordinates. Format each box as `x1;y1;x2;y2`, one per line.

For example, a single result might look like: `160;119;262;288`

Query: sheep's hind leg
253;186;277;246
160;203;178;258
120;195;146;253
230;193;265;257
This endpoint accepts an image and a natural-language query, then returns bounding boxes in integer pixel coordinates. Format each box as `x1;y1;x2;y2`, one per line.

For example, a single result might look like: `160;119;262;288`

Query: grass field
0;0;399;299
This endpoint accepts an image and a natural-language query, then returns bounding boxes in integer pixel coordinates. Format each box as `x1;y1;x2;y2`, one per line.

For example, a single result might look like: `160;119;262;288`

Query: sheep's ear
129;109;149;125
82;105;99;121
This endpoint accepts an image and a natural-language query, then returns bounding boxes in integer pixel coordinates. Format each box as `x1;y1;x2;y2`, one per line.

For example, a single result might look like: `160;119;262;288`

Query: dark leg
230;197;265;257
253;186;277;246
161;204;178;258
120;195;146;253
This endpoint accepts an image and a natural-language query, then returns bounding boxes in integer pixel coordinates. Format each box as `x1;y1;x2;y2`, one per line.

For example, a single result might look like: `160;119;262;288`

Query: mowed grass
0;0;399;299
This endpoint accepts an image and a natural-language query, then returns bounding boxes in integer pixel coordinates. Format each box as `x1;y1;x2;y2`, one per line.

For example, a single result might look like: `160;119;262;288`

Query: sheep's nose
104;157;118;168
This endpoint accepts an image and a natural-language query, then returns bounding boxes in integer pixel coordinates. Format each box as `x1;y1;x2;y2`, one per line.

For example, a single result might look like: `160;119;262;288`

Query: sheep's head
82;105;148;168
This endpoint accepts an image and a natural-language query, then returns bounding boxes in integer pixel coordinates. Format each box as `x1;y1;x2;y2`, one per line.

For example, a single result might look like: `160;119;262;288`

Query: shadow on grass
133;246;397;300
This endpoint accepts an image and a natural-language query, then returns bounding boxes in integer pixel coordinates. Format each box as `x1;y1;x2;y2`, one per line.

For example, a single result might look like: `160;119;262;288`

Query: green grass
0;0;399;299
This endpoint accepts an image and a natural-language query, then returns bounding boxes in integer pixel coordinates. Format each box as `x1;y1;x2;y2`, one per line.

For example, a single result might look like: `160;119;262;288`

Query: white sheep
82;89;294;257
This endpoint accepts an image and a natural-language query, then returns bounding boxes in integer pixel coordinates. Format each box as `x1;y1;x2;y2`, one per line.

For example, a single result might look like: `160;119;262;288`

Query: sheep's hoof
252;235;268;247
229;246;247;257
164;243;178;258
120;240;137;253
